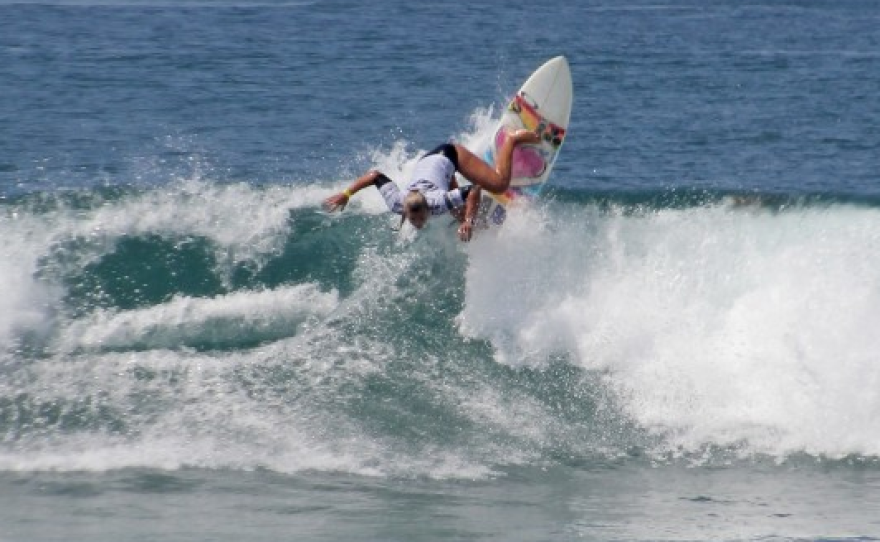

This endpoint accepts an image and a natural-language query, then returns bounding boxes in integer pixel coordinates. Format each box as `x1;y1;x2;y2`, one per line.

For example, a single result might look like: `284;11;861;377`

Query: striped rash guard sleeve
427;185;474;215
374;173;403;214
446;185;473;209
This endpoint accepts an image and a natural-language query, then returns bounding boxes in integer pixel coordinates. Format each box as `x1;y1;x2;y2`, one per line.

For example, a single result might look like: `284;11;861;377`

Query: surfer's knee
453;144;507;194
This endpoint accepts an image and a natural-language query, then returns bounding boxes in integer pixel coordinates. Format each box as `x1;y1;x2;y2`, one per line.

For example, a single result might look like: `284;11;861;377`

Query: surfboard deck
470;56;573;228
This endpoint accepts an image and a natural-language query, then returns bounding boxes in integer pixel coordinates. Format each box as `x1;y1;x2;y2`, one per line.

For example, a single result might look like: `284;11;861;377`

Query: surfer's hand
323;192;349;212
458;220;474;242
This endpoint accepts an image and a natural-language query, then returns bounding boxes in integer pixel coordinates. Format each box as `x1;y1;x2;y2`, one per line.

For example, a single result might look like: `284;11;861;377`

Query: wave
3;133;880;478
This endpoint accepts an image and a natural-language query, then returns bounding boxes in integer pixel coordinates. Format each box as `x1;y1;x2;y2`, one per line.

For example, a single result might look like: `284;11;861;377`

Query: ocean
2;1;880;540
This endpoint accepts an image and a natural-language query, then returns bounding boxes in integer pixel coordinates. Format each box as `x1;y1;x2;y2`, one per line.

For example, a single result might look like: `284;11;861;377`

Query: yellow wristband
342;189;353;199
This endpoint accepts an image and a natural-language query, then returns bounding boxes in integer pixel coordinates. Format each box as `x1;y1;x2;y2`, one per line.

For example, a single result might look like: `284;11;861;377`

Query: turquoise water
3;1;880;541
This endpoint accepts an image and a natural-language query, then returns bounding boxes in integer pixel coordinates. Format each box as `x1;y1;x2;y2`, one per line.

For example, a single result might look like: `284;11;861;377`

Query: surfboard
471;56;573;228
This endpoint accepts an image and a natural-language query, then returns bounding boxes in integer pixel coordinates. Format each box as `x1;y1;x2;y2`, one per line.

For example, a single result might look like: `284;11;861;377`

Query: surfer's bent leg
453;130;539;195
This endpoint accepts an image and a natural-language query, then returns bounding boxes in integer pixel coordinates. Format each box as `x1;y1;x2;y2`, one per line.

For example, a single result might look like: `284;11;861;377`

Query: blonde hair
400;190;428;228
403;190;427;214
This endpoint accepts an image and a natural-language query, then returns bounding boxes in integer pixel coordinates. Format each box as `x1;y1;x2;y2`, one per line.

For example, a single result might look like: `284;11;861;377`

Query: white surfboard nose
522;56;573;127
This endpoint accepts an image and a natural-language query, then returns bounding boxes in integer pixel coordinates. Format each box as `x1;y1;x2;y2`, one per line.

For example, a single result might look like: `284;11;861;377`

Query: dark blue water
3;1;880;541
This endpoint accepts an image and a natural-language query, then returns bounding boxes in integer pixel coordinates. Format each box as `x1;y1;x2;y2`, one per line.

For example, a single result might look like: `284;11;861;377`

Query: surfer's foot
510;128;541;145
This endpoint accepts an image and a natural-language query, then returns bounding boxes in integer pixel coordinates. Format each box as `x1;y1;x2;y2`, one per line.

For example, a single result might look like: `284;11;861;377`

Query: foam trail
461;202;880;459
57;284;338;352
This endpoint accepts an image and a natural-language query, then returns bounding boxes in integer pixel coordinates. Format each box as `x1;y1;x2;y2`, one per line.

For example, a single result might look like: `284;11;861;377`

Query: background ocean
2;0;880;540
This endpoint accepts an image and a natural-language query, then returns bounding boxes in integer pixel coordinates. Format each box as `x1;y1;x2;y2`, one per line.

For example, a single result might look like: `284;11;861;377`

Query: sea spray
461;200;880;460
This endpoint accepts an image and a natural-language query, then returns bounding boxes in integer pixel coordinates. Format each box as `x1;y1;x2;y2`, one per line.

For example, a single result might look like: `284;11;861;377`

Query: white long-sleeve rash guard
375;153;472;215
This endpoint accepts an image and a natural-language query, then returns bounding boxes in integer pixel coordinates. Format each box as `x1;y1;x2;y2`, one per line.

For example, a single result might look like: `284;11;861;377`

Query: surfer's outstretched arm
457;185;481;242
324;170;391;212
453;129;539;195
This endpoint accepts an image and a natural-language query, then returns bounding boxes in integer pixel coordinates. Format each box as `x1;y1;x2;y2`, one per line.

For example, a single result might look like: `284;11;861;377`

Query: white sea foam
0;172;493;477
58;284;339;352
0;179;337;351
461;201;880;459
0;322;493;478
1;207;62;348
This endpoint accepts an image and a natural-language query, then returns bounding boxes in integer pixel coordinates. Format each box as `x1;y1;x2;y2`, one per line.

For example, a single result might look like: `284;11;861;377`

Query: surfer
323;129;539;241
